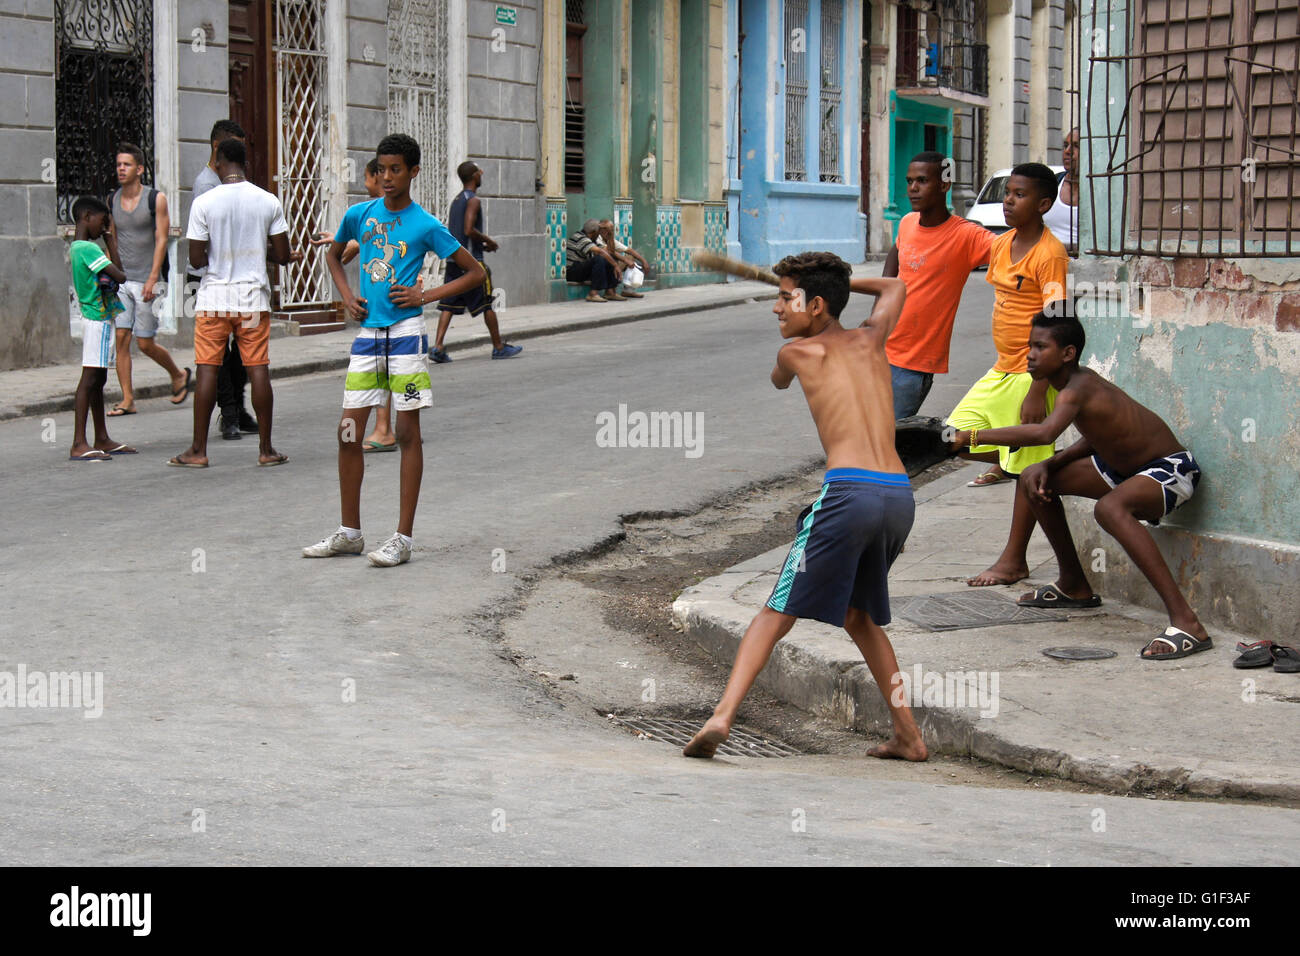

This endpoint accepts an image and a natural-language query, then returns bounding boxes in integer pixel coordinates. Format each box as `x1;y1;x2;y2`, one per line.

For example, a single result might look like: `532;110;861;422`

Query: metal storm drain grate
607;715;802;757
896;590;1069;632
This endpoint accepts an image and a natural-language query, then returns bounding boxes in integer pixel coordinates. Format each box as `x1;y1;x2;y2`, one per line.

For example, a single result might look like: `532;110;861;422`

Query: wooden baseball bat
692;250;781;287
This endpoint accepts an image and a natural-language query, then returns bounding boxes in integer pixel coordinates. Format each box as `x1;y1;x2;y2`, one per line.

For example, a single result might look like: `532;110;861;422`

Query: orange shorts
195;311;270;367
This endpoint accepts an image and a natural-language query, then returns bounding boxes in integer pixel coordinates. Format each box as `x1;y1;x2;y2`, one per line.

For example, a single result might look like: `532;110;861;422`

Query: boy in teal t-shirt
306;134;484;568
69;196;135;461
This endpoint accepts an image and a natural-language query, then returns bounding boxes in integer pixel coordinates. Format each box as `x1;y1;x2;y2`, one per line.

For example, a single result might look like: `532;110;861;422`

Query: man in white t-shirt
169;137;294;468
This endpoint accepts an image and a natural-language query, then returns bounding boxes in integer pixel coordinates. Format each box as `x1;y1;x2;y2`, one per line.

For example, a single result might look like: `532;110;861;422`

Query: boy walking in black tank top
429;162;521;363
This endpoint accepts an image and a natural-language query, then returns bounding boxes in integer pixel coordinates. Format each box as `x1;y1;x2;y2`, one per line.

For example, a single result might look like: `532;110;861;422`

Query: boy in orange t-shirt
946;163;1069;587
884;151;994;418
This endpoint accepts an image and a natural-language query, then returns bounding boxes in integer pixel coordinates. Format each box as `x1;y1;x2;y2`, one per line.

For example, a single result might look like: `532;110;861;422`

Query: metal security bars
819;0;843;183
54;0;155;224
785;0;809;181
1086;0;1300;257
275;0;331;307
389;0;453;221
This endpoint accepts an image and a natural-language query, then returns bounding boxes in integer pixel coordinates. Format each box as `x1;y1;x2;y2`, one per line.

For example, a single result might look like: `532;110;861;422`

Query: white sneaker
367;533;411;567
302;531;365;558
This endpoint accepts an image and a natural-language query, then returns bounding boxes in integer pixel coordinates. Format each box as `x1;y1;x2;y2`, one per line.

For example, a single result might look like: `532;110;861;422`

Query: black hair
209;119;246;145
909;150;948;173
365;157;380;176
772;251;852;319
72;195;109;222
216;137;246;167
116;142;145;166
1010;162;1059;204
376;134;420;170
1032;301;1085;356
456;161;479;183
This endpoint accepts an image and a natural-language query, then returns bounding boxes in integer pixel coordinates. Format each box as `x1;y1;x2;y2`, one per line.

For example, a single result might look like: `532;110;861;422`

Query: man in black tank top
429;162;521;362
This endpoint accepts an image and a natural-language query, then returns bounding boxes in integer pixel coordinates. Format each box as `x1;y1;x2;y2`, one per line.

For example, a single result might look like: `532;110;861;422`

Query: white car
965;166;1066;235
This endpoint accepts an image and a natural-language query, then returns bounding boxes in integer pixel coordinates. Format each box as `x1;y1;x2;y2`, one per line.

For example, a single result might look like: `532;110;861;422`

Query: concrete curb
1;285;778;422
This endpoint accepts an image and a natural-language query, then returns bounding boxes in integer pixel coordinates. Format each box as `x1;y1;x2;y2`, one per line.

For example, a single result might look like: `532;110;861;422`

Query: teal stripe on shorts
768;484;830;612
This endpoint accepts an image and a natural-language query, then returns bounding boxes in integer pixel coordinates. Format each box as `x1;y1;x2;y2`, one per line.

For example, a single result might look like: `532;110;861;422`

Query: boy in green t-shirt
69;196;136;461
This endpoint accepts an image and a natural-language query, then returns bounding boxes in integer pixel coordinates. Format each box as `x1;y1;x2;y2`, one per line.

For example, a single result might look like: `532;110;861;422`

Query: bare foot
683;717;730;758
967;562;1029;587
94;439;136;455
867;735;929;761
259;448;289;466
364;433;395;447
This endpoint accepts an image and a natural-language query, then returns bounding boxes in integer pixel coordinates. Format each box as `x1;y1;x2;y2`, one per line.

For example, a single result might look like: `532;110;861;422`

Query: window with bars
565;7;586;192
54;0;155;224
819;0;843;183
785;0;809;181
1087;0;1300;257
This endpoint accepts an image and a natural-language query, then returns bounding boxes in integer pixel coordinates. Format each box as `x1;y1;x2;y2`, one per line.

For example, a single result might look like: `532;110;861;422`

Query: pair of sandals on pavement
108;368;193;416
1231;640;1300;674
1018;581;1213;662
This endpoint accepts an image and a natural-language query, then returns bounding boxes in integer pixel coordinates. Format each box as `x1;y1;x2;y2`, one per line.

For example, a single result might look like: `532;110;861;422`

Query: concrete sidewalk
673;461;1299;801
1;278;780;421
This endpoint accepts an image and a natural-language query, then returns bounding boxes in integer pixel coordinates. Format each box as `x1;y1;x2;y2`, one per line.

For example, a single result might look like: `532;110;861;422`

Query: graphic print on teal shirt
335;198;461;328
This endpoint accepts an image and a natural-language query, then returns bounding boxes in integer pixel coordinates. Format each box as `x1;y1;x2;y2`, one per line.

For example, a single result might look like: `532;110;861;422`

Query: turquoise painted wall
886;93;953;240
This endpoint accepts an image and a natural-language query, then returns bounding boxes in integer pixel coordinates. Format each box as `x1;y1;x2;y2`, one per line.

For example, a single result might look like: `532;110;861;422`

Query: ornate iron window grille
388;0;453;229
1086;0;1300;257
275;0;331;307
54;0;155;224
819;0;843;183
785;0;809;181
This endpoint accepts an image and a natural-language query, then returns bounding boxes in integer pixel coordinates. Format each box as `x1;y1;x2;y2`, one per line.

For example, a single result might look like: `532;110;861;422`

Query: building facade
540;1;730;298
863;0;1075;252
1072;0;1300;634
725;0;866;267
0;0;546;370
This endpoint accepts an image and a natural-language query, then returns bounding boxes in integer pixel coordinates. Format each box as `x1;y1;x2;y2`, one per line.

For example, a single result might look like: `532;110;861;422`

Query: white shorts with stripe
81;318;116;368
342;315;433;411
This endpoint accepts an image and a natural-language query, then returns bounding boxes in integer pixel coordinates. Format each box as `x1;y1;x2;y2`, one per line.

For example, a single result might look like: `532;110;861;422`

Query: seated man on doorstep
565;219;624;302
950;302;1211;661
596;219;648;298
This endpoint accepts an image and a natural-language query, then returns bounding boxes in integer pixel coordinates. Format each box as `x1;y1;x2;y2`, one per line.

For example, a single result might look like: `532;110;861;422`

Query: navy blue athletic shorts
766;468;915;627
439;261;493;316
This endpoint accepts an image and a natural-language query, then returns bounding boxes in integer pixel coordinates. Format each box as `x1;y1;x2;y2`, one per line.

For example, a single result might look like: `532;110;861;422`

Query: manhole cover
1042;646;1117;661
896;590;1068;631
607;715;802;757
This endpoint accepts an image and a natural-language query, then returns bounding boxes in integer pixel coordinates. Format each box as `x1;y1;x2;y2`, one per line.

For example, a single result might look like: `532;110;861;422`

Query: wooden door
228;0;274;191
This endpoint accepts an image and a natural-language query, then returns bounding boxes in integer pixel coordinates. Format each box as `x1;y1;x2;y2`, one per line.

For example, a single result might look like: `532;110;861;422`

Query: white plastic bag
622;264;645;288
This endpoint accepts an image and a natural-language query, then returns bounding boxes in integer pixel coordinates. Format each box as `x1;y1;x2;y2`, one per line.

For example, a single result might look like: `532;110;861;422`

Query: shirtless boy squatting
684;252;928;761
950;303;1211;661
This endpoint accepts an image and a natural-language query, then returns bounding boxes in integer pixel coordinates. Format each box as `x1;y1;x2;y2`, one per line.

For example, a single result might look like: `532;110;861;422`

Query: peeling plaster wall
1068;253;1300;634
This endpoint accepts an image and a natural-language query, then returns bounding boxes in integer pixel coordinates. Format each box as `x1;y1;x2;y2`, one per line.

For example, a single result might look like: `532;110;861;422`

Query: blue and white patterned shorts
1092;450;1200;524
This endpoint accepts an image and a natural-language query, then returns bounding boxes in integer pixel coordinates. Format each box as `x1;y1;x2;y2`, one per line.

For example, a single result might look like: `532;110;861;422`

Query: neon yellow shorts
947;368;1057;474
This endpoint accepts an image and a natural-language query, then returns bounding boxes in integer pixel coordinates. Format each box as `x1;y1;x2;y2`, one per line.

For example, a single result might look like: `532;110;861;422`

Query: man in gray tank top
106;142;192;416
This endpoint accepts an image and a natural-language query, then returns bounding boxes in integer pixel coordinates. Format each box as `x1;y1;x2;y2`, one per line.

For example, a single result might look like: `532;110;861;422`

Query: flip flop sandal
1232;640;1275;669
1272;645;1300;674
170;368;193;404
105;443;137;455
1017;583;1102;609
69;450;113;462
258;454;290;467
1140;627;1213;661
166;455;208;468
967;470;1011;487
107;404;137;416
363;440;398;453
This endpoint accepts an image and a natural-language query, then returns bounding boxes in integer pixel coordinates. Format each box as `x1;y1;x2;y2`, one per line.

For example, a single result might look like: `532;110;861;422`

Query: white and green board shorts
343;315;433;411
